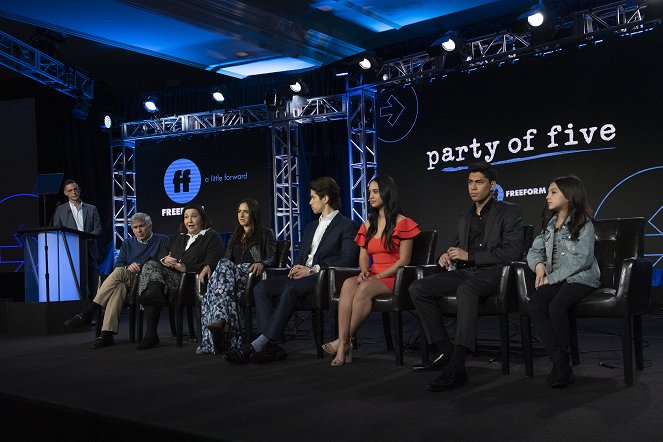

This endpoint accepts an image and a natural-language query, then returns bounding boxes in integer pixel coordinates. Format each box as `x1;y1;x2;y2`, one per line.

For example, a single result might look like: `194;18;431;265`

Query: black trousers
528;282;595;361
409;266;504;352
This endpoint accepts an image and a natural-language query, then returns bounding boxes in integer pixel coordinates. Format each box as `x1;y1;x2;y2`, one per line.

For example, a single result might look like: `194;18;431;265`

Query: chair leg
186;305;196;342
129;304;136;344
569;315;580;366
633;314;644;371
313;309;324;359
138;309;144;342
621;316;634;387
498;313;510;375
169;305;177;337
243;306;253;345
382;312;394;351
520;314;534;377
395;312;404;366
176;305;184;348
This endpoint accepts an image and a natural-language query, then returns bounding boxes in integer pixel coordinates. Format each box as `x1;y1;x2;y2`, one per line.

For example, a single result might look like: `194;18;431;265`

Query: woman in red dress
323;175;420;366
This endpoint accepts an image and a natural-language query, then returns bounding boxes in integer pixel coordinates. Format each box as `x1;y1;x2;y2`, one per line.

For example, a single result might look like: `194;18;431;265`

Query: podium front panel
36;231;82;302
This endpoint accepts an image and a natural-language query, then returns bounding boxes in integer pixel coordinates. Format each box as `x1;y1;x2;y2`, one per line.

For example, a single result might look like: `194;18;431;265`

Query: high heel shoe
322;339;339;356
331;339;352;366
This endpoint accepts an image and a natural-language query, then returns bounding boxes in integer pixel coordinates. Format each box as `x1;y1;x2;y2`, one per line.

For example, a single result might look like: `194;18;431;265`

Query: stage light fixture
211;86;226;103
358;54;378;70
527;2;545;27
143;96;158;113
102;114;112;129
429;31;461;56
264;89;284;112
289;79;310;96
71;98;91;120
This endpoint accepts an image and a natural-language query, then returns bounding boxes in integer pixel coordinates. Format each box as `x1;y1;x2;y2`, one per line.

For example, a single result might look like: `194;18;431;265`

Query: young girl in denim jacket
527;175;600;388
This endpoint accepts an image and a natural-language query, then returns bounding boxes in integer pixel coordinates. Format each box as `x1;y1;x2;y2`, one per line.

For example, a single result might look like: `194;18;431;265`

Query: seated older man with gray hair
64;213;169;349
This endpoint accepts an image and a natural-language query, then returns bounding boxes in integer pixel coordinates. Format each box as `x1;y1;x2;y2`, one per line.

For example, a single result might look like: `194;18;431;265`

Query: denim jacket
527;215;601;288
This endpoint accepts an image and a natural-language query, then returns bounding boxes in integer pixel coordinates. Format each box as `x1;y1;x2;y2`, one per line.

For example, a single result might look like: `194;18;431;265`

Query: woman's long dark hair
365;175;402;251
228;198;263;247
179;204;213;234
541;175;593;240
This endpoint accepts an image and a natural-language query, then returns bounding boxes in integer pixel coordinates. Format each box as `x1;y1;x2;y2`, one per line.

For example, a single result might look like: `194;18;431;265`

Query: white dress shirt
69;202;85;231
306;210;338;268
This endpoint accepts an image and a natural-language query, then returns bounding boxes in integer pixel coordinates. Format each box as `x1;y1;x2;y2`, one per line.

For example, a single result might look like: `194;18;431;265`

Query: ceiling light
430;31;461;55
528;10;545;27
358;55;378;70
102;115;112;129
143;96;158;113
289;79;309;96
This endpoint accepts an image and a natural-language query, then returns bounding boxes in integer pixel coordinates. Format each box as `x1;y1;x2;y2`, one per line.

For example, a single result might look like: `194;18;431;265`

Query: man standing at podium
51;179;102;299
64;212;169;348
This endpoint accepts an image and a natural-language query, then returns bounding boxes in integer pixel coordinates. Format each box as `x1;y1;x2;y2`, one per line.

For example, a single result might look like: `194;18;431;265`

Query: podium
6;227;95;334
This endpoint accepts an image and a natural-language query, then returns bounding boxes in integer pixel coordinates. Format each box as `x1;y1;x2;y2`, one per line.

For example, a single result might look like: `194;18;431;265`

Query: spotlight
143;96;158;113
71;98;91;120
264;89;284;112
528;10;544;27
428;31;461;56
358;54;378;70
102;114;112;129
289;79;310;96
211;86;228;103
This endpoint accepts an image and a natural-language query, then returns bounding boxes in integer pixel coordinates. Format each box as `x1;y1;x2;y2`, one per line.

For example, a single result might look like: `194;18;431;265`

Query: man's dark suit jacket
294;213;359;268
51;202;102;260
452;199;524;267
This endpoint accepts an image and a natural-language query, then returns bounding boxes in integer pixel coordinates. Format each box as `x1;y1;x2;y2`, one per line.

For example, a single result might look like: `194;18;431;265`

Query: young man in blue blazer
225;177;359;364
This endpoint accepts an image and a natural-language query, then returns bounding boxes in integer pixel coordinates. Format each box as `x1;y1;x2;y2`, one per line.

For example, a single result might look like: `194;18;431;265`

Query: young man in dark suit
409;162;523;391
225;177;359;364
50;179;102;299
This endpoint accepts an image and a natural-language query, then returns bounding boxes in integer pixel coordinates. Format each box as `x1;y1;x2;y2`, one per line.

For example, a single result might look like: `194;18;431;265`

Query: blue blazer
294;213;359;268
51;202;102;260
453;199;524;267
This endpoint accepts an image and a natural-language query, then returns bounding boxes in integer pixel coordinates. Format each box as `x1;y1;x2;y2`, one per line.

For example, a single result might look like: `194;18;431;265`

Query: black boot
64;302;101;328
137;306;161;349
208;319;228;354
550;354;573;388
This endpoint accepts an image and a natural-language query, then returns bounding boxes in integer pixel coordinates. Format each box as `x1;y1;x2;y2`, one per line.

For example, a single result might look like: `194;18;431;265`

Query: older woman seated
136;203;223;349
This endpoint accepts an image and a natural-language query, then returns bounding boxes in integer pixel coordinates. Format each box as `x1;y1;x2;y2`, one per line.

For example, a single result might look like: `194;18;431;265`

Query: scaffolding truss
111;139;137;252
0;29;93;99
346;88;377;223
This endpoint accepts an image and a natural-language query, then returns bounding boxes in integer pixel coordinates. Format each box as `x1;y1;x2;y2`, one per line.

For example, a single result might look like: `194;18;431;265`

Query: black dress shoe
90;335;114;349
550;363;574;388
136;336;160;350
426;367;468;392
224;345;255;365
250;342;288;364
411;352;452;372
64;314;92;329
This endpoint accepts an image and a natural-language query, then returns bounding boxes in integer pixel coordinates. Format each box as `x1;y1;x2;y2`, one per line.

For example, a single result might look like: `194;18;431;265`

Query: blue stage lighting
143;96;158;113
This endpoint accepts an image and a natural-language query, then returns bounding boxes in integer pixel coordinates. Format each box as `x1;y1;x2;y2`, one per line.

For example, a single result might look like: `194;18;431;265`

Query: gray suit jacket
51;201;102;260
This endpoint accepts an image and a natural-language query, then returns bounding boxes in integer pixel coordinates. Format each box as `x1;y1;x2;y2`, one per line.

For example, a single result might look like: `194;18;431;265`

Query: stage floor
1;310;662;441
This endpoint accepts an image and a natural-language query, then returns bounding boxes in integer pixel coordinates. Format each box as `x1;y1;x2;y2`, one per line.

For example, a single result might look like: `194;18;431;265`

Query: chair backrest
275;240;291;267
593;217;644;289
410;230;438;265
522;225;534;260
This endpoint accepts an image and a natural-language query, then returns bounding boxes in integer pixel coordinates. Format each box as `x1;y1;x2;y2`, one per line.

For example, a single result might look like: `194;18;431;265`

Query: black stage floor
1;310;662;441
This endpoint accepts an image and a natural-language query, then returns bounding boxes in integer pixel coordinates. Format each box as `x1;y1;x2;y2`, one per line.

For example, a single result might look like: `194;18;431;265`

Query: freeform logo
164;158;201;204
505;186;546;198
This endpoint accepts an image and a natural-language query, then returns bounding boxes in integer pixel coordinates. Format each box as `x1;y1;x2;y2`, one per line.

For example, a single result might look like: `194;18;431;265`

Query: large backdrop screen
135;128;271;235
378;30;661;286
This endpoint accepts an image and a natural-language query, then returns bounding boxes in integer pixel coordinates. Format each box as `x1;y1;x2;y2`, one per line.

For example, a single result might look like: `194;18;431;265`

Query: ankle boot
550;354;573;388
137;306;161;349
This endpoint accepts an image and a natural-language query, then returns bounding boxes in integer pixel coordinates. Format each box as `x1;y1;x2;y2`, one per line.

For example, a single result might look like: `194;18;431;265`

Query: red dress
354;217;421;290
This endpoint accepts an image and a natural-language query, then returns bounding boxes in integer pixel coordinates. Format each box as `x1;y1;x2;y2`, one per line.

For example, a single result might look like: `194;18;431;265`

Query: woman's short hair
309;177;341;210
179;204;213;233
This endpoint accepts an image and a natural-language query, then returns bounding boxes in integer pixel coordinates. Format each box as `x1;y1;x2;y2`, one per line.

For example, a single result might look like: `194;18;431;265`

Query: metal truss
467;32;531;60
120;105;271;140
288;95;346;120
111;139;137;253
271;121;301;262
376;52;435;83
347;88;377;223
581;2;644;34
0;29;93;99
